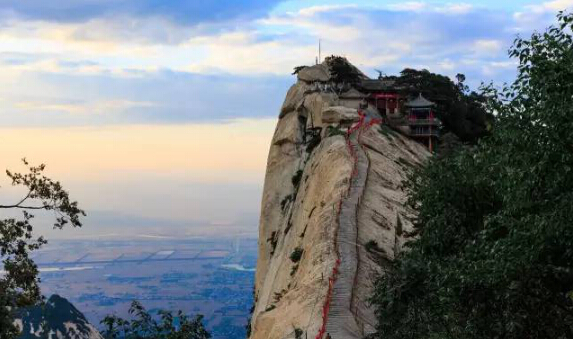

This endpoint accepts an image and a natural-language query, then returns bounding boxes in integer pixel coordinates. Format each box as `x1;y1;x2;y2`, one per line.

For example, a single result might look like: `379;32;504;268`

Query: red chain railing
314;111;382;339
314;112;361;339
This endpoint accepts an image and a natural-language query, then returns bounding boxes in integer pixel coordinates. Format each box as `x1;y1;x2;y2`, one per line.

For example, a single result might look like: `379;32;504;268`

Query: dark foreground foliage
101;301;211;339
0;159;85;338
371;12;573;339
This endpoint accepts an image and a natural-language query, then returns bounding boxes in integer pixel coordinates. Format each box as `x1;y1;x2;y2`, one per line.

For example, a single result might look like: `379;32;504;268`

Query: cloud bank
2;1;572;127
0;0;285;25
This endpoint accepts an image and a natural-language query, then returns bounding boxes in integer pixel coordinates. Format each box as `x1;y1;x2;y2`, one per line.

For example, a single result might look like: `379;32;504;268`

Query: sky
0;0;571;239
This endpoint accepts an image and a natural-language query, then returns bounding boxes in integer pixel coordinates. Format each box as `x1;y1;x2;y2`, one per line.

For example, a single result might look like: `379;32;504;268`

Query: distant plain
34;237;257;339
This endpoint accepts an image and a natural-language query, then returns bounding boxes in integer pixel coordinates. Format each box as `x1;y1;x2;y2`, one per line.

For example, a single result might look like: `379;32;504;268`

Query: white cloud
297;4;358;16
436;3;473;15
0;2;514;80
513;0;573;31
387;2;427;12
481;60;517;76
387;2;472;14
0;1;546;95
489;60;517;68
184;34;316;75
472;39;503;56
14;99;156;115
525;0;573;14
437;59;456;71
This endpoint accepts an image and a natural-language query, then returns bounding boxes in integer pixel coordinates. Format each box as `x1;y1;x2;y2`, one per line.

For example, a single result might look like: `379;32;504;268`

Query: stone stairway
324;125;370;339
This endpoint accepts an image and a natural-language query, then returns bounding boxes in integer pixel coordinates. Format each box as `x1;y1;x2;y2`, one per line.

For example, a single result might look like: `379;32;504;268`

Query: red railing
314;112;381;339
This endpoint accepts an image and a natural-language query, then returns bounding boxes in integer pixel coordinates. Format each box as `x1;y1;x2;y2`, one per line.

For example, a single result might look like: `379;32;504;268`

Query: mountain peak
250;60;431;338
16;295;102;339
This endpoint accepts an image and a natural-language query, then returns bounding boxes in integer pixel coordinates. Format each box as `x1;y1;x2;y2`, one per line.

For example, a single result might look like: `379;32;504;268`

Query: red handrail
314;111;381;339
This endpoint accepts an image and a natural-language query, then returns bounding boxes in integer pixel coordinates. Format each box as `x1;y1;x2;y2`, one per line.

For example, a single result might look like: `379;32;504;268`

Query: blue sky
0;0;570;126
0;0;571;238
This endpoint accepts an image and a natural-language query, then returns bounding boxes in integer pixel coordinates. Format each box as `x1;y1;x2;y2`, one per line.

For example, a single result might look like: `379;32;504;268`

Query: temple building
355;79;441;152
357;79;405;119
405;94;440;152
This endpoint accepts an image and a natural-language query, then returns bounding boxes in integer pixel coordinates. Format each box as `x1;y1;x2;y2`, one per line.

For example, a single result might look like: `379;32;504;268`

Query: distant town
35;237;257;339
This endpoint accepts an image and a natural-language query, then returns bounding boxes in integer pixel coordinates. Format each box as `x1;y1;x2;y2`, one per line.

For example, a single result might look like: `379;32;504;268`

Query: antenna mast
318;39;321;64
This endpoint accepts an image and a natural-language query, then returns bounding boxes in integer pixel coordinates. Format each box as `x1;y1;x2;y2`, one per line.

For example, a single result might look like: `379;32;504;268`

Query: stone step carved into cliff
324;121;371;339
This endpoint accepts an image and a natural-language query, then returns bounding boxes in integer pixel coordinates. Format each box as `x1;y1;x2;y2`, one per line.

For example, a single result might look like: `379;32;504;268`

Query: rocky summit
15;295;102;339
249;59;431;339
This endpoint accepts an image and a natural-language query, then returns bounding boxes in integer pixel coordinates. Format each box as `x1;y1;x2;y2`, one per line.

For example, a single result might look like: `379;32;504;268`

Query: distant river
221;264;256;272
0;266;99;275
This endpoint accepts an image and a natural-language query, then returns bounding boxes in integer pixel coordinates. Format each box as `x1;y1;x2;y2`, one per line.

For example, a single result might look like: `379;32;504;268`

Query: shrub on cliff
290;247;303;263
100;301;210;339
370;12;573;339
291;170;303;188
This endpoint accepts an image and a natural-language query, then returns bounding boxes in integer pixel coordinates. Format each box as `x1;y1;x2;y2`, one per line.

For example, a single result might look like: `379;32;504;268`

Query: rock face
297;64;331;83
16;295;103;339
250;62;430;339
321;106;361;124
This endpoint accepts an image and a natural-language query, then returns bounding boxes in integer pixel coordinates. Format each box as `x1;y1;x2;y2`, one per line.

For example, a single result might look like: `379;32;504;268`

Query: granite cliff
250;60;431;339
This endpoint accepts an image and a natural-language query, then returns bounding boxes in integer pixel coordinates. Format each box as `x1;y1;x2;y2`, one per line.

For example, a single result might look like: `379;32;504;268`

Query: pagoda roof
406;93;436;108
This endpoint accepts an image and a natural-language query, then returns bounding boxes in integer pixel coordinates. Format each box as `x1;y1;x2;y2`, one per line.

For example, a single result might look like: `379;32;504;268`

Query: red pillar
429;125;433;152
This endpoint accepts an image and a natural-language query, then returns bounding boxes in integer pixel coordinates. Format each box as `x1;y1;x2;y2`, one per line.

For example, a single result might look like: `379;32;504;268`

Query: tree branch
0;205;47;210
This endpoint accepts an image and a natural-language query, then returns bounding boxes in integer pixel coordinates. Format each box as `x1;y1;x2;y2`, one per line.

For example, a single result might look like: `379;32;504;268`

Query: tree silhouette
101;301;211;339
0;158;85;338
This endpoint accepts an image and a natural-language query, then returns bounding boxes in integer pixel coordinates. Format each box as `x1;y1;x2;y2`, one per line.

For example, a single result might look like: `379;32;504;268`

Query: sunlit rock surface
251;61;430;339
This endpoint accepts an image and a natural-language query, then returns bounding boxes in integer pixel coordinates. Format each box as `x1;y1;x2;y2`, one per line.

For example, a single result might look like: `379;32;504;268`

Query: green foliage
378;125;395;139
273;290;285;303
268;231;279;256
294;328;303;339
284;221;293;235
245;288;256;338
100;301;210;339
370;12;573;339
280;194;293;211
324;55;362;84
396;157;413;169
292;65;306;75
0;159;84;338
392;68;492;143
326;126;346;137
290;246;303;275
364;240;379;253
289;247;303;263
291;170;303;188
306;134;322;154
290;263;299;276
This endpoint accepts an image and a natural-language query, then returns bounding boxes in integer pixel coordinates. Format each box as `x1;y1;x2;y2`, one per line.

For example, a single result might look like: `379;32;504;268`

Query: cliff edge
250;60;431;339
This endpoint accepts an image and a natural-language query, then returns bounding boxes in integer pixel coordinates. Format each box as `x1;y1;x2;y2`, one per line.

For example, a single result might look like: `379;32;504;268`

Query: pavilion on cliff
354;79;441;152
405;94;440;152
